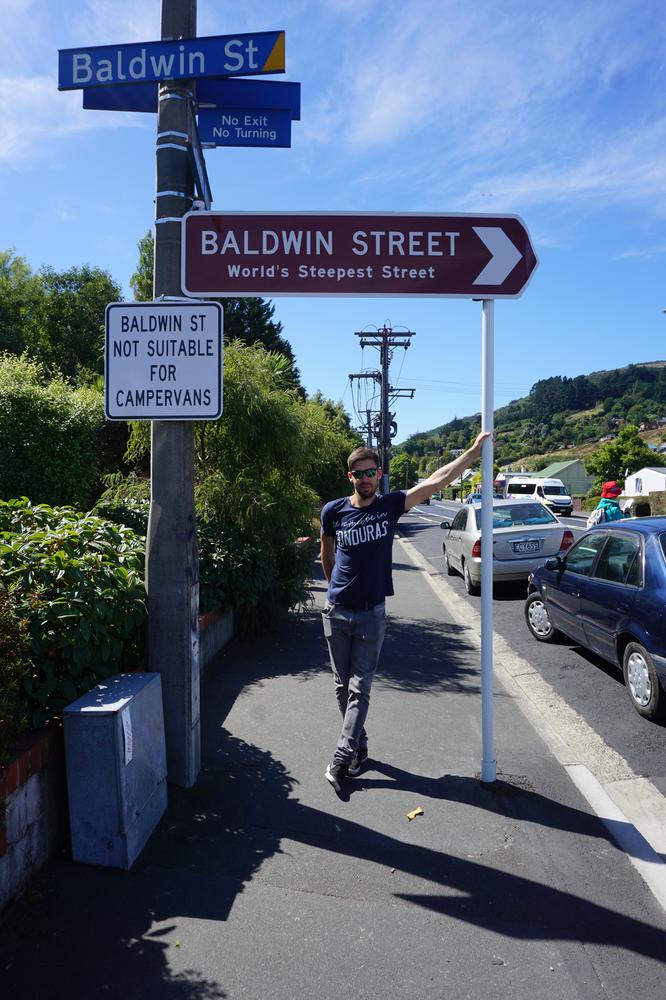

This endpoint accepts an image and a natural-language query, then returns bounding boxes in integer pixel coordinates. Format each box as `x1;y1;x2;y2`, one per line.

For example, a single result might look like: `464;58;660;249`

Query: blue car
525;517;666;721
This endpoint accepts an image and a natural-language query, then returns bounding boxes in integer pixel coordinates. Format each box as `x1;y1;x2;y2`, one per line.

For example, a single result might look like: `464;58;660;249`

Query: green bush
124;342;323;630
0;589;30;761
0;499;146;727
92;487;299;628
94;495;151;537
0;354;106;508
97;472;151;505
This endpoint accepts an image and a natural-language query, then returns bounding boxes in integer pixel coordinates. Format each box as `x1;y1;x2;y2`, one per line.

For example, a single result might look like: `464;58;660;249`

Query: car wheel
622;643;665;721
462;560;480;595
524;592;560;643
443;546;455;576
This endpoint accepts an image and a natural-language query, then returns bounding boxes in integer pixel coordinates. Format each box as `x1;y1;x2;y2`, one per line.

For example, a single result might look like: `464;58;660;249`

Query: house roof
629;467;666;476
534;460;585;477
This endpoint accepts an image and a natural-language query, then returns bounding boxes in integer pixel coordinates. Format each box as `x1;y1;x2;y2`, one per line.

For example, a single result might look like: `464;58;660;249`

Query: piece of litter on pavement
406;806;424;821
390;868;396;874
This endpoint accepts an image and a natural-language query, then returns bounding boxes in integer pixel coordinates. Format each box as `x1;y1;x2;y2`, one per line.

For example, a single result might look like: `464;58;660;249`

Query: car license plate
513;539;541;554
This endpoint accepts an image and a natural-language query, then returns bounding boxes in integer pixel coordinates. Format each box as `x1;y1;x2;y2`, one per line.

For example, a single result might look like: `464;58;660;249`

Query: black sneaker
348;747;368;777
325;761;347;792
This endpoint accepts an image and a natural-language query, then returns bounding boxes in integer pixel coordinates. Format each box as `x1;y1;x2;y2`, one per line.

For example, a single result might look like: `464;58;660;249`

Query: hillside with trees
396;362;666;477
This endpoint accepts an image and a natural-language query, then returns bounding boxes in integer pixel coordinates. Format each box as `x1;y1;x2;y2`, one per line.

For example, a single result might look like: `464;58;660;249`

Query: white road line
566;764;666;910
397;535;666;911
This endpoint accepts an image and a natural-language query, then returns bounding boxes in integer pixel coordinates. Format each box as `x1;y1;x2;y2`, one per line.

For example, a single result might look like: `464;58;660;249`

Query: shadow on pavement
379;616;479;694
356;762;661;861
3;598;665;997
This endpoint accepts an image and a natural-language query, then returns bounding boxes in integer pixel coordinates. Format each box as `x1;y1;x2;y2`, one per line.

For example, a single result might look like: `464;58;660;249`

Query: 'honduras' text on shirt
336;513;389;548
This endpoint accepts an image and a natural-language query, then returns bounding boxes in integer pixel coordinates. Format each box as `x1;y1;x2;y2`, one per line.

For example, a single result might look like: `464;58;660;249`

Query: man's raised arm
404;431;492;512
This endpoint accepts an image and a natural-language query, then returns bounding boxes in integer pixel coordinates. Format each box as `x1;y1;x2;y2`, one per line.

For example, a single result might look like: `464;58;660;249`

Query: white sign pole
480;299;497;783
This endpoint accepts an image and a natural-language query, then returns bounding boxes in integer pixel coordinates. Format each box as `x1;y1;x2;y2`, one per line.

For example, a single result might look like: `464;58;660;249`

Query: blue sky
2;0;665;442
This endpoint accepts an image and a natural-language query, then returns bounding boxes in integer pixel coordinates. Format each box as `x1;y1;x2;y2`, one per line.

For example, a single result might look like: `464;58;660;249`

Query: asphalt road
399;499;666;801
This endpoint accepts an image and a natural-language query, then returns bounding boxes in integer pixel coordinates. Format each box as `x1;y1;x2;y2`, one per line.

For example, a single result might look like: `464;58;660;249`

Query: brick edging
0;728;62;857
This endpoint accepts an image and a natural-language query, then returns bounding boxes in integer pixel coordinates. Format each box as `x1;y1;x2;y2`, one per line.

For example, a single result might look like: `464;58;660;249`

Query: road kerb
396;534;666;911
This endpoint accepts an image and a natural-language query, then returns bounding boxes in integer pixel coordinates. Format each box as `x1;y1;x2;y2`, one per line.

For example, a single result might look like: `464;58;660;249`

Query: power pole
146;0;200;788
354;326;415;493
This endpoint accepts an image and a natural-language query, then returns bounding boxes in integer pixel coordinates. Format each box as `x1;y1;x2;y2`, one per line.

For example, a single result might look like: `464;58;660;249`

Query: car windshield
474;503;557;528
507;483;535;495
543;485;568;496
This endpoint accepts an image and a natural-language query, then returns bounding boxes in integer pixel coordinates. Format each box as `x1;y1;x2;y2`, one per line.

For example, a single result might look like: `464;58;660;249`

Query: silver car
440;499;575;594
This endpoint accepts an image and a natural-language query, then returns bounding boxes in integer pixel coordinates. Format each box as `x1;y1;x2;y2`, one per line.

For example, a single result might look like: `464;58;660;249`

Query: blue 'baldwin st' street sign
198;108;291;148
58;31;285;90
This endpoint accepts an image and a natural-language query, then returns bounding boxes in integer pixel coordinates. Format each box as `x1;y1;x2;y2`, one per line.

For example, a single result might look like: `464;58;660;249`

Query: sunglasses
351;467;378;480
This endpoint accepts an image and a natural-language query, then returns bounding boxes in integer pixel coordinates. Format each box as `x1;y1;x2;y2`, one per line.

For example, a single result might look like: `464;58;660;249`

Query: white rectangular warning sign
104;301;223;420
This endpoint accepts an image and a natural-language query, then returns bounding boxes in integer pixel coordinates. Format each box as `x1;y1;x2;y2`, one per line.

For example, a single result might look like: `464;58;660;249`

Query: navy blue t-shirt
321;491;406;609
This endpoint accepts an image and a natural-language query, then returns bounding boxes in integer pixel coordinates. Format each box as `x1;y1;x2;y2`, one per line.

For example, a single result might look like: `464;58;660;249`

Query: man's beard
356;481;378;499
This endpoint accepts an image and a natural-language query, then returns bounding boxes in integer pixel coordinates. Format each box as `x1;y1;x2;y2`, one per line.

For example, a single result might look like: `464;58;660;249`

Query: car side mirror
440;521;451;530
544;556;562;571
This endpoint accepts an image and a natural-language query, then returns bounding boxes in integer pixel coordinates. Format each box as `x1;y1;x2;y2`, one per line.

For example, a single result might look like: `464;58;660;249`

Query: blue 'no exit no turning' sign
198;108;291;148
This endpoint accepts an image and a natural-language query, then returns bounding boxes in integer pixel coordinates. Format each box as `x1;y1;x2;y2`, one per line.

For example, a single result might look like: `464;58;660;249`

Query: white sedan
440;499;575;595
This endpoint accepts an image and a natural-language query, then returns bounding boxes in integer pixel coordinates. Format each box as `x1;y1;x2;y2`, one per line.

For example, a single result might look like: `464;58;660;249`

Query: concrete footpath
2;546;666;1000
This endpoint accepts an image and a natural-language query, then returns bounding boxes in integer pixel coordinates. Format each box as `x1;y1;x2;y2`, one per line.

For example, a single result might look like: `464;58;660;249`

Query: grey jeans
321;602;386;764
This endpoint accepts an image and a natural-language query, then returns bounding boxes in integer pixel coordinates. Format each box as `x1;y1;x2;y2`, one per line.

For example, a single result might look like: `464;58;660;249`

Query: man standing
320;431;490;792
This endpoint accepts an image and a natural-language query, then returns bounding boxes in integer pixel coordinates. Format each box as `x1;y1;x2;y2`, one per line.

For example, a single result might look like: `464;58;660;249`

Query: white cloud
615;245;666;260
300;0;666;218
0;74;145;166
316;1;661;148
69;0;157;45
0;1;157;165
456;117;666;213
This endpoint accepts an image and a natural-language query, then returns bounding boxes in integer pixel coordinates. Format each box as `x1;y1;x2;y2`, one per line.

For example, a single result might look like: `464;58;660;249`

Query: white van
505;476;573;517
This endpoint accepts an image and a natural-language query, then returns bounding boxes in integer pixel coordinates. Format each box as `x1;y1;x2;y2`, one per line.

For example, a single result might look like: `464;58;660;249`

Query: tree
36;264;121;381
585;425;655;488
390;451;417;491
0;353;106;507
299;395;362;502
127;338;353;562
0;251;119;383
307;391;356;435
0;249;44;357
130;230;153;301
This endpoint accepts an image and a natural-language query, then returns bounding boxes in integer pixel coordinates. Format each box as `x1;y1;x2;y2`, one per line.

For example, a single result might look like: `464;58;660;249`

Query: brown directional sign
182;211;537;299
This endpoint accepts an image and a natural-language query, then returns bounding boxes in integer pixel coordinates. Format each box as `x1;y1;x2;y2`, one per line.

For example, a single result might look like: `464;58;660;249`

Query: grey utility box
64;673;167;869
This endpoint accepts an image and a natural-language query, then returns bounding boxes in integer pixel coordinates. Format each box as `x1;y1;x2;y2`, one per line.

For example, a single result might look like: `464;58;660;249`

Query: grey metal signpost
147;0;200;788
